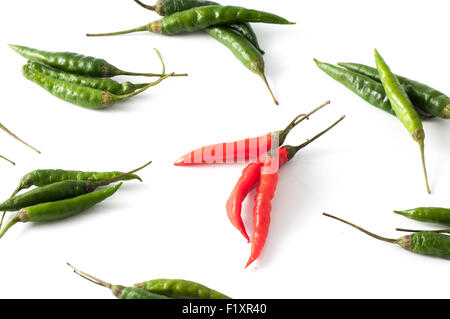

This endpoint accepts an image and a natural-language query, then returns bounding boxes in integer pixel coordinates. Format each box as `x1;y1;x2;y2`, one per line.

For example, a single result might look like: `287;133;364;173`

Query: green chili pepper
313;59;433;118
374;49;430;194
226;23;263;54
67;263;230;299
68;264;171;299
396;228;450;234
0;161;151;212
407;231;450;258
28;62;150;95
22;64;172;109
205;26;277;105
133;0;265;54
314;59;395;115
338;62;450;119
135;279;231;299
8;44;181;78
87;5;294;37
116;287;170;299
394;207;450;226
0;183;122;239
323;213;450;260
12;168;142;198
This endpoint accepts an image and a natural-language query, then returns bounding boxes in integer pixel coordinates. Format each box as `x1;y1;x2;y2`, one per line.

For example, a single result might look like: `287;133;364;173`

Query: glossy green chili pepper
406;231;450;258
68;263;230;299
205;26;277;104
28;62;150;95
374;49;430;194
87;5;294;37
0;161;151;212
226;23;263;54
314;59;395;115
396;228;450;234
313;59;433;118
22;64;172;109
12;167;142;198
9;44;175;78
2;180;99;212
323;213;450;260
133;0;265;54
68;263;171;299
135;279;231;299
338;62;450;119
0;183;122;239
116;287;170;299
394;207;450;226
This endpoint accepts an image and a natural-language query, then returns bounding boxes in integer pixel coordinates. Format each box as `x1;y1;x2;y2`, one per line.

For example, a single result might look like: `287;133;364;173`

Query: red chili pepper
245;152;281;268
174;133;272;166
245;116;345;268
225;162;263;242
174;101;331;166
225;148;288;242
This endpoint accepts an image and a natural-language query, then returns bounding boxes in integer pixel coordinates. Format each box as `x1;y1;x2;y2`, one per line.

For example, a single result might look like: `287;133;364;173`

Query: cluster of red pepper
175;101;344;268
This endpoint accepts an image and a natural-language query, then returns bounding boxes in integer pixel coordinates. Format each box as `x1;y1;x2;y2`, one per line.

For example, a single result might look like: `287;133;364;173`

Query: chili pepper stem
0;216;19;240
93;160;152;187
286;116;345;159
116;48;186;78
418;140;431;194
258;73;278;105
396;228;450;234
0;212;5;229
0;123;40;154
10;184;22;198
86;24;152;37
0;155;15;166
67;263;112;289
322;213;398;244
154;48;165;75
279;100;331;144
116;71;187;77
444;104;450;119
117;73;173;102
134;0;155;11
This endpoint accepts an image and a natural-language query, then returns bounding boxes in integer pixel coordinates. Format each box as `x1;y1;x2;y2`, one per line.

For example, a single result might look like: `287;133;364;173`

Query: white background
0;0;449;299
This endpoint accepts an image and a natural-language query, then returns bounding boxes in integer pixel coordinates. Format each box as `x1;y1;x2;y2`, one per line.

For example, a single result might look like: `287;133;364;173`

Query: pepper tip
173;159;184;166
245;258;255;269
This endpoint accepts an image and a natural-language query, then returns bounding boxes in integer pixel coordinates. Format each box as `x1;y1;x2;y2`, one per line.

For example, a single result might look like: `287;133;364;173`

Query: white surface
0;0;449;299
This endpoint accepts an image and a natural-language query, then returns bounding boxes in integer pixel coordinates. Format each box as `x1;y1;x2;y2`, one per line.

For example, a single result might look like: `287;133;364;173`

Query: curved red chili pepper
174;101;330;166
245;149;288;268
226;148;288;242
226;162;263;242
